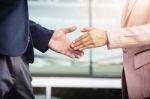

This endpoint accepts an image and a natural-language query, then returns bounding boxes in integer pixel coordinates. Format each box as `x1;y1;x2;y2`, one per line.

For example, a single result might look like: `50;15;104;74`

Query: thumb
81;27;93;32
61;26;77;34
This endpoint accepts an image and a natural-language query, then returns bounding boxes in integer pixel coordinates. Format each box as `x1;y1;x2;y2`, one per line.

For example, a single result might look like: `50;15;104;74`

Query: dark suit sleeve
29;20;54;53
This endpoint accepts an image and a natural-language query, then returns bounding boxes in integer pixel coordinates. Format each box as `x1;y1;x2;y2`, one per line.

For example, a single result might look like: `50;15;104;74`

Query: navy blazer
0;0;54;63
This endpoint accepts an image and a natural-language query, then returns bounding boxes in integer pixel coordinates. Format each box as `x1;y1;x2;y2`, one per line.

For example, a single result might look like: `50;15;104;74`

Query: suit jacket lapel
121;0;137;26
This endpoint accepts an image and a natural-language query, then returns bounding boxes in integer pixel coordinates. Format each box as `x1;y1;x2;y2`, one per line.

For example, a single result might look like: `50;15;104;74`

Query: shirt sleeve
107;23;150;49
29;20;54;52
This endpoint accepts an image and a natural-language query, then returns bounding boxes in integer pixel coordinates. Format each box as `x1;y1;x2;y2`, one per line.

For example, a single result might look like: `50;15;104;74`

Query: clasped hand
48;26;107;59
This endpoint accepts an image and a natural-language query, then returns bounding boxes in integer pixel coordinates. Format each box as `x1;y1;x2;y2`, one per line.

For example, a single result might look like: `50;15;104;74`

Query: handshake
48;26;108;59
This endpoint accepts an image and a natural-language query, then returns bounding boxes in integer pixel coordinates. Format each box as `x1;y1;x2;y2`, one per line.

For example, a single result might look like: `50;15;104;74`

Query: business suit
0;0;54;62
0;0;54;99
107;0;150;98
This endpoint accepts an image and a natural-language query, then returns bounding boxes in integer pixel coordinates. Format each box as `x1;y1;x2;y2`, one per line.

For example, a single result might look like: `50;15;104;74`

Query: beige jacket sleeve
107;23;150;49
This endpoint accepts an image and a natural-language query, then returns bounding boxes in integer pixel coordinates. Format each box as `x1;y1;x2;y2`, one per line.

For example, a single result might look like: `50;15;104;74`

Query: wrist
104;31;108;45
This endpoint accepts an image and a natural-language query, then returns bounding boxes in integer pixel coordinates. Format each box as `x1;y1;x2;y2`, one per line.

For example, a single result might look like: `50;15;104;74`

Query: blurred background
28;0;124;99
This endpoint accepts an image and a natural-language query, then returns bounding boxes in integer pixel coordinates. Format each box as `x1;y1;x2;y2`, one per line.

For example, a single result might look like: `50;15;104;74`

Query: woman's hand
72;27;108;51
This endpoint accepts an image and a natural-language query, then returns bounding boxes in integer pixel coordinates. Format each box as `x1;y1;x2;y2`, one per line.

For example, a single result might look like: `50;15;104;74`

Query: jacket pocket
134;49;150;69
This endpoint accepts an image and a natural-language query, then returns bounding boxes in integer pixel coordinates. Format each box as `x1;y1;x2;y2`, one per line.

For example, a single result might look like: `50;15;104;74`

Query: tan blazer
107;0;150;99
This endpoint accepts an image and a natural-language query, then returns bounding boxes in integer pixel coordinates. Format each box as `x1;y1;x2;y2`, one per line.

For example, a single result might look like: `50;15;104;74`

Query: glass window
29;0;90;76
29;0;124;78
91;0;123;77
33;87;46;99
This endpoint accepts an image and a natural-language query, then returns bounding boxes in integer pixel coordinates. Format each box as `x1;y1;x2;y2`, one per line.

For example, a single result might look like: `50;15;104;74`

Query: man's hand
72;27;108;51
48;26;84;58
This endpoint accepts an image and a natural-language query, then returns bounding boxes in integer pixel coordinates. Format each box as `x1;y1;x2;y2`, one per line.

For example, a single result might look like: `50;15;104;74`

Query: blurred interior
28;0;124;99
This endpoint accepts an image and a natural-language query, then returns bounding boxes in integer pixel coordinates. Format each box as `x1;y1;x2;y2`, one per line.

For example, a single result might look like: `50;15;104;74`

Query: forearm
107;23;150;49
29;20;54;52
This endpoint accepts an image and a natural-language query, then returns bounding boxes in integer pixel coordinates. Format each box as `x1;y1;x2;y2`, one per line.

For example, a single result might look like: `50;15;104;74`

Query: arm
29;20;54;52
107;23;150;49
29;20;83;58
72;23;150;50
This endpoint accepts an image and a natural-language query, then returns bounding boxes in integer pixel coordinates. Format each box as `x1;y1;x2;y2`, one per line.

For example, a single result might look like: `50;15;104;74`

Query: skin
48;26;84;59
72;27;108;51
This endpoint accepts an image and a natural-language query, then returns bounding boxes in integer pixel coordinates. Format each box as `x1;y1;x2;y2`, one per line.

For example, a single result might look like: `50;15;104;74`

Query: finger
68;46;84;56
69;48;84;58
66;53;76;58
78;44;95;51
73;36;90;48
70;42;75;49
74;41;93;50
74;51;84;58
62;26;77;34
74;34;89;43
67;51;82;59
72;50;84;56
70;43;85;56
75;54;84;59
81;27;93;32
